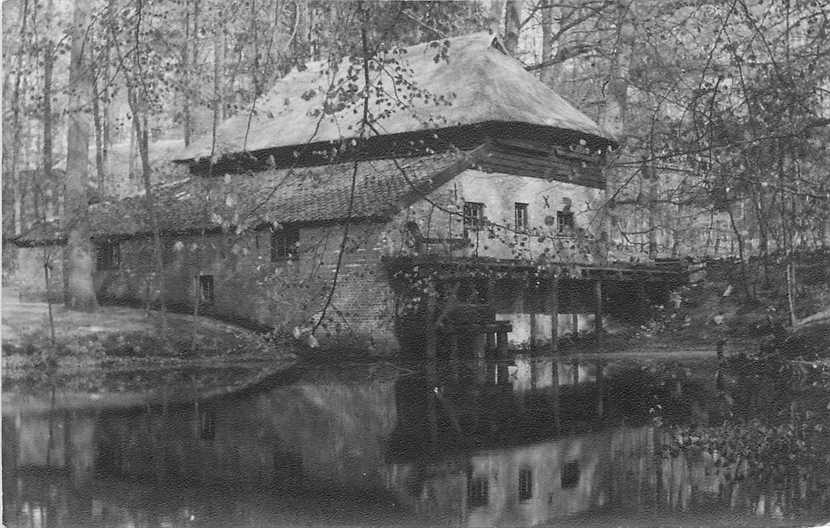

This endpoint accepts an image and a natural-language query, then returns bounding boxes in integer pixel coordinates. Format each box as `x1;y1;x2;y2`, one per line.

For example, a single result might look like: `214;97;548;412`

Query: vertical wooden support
596;360;605;419
449;334;459;361
496;330;508;357
486;277;496;309
572;313;579;336
425;289;437;359
472;334;487;359
425;359;439;452
551;360;561;434
594;279;603;347
549;275;559;354
486;332;495;352
529;313;537;349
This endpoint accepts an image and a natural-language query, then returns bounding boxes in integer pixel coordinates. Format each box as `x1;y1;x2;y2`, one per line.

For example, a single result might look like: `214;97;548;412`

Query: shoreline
1;298;299;400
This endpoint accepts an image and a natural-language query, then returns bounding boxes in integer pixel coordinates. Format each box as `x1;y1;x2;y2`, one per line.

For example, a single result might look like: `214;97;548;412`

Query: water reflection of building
388;426;655;527
5;359;828;528
94;374;399;491
384;357;657;526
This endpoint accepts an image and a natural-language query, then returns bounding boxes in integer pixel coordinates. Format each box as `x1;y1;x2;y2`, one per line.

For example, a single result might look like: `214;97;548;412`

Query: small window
96;241;120;270
514;203;528;231
519;468;533;501
198;275;215;305
463;202;485;233
199;409;216;440
561;461;580;489
469;476;489;507
271;227;300;261
557;211;575;234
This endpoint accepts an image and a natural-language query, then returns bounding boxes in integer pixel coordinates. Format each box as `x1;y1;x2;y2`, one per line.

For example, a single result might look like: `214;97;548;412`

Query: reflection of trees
657;356;830;518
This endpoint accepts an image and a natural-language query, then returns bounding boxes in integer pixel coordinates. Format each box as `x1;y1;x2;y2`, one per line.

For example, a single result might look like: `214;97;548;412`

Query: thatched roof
15;152;470;245
177;33;612;163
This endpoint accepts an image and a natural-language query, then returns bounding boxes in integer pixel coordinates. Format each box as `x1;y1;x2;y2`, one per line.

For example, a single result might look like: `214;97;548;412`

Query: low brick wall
9;221;403;352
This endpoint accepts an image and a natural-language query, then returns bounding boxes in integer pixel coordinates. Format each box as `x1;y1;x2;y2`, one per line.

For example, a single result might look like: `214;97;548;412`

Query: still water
3;353;830;527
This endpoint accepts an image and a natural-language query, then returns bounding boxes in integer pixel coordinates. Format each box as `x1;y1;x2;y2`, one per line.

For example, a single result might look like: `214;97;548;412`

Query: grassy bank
633;258;830;360
1;298;297;399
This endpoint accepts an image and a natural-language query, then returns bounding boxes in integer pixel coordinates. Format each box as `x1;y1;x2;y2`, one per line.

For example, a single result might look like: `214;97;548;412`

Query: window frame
468;476;489;507
514;202;529;232
96;240;121;271
199;409;216;441
561;460;580;489
518;467;533;501
271;226;301;262
197;274;215;305
556;210;575;234
463;201;485;234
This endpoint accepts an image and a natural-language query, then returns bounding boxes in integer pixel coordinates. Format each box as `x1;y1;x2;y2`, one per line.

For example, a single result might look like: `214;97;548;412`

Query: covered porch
385;256;687;358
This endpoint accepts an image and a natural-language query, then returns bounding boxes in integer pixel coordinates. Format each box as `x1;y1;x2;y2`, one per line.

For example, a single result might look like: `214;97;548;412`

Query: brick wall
44;221;401;351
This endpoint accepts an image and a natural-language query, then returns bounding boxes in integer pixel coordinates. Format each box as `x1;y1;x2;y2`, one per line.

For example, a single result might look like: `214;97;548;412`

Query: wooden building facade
11;33;684;354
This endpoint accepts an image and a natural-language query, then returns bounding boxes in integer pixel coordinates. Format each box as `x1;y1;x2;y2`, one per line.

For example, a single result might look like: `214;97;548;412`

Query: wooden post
596;360;605;419
496;330;508;357
594;280;603;347
549;275;559;354
572;313;579;336
425;289;437;359
472;333;487;359
551;360;561;434
449;334;459;361
530;313;537;349
524;278;536;349
486;332;495;352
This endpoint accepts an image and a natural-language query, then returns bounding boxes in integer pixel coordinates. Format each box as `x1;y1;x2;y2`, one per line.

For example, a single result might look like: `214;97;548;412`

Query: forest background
2;0;829;327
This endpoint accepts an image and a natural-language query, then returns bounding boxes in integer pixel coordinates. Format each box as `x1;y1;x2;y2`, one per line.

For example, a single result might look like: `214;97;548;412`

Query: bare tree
63;0;98;311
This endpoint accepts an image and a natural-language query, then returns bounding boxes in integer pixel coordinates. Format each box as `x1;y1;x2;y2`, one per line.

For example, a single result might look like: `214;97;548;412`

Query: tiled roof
177;33;612;162
15;152;466;244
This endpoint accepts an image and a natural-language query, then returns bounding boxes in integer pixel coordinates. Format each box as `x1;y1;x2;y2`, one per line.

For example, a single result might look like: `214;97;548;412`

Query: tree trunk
211;21;222;174
8;0;30;235
539;0;560;87
91;60;106;195
503;0;522;55
103;44;111;177
63;0;98;312
487;0;505;38
786;259;797;327
129;94;166;319
125;0;167;323
43;0;55;183
599;0;632;140
182;0;192;146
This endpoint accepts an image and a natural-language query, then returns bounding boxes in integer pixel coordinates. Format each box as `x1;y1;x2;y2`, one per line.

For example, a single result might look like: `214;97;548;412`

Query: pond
3;351;830;528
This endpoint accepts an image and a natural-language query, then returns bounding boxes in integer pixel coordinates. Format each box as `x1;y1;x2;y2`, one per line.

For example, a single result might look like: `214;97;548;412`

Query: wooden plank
549;275;559;354
477;150;605;189
484;151;594;181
